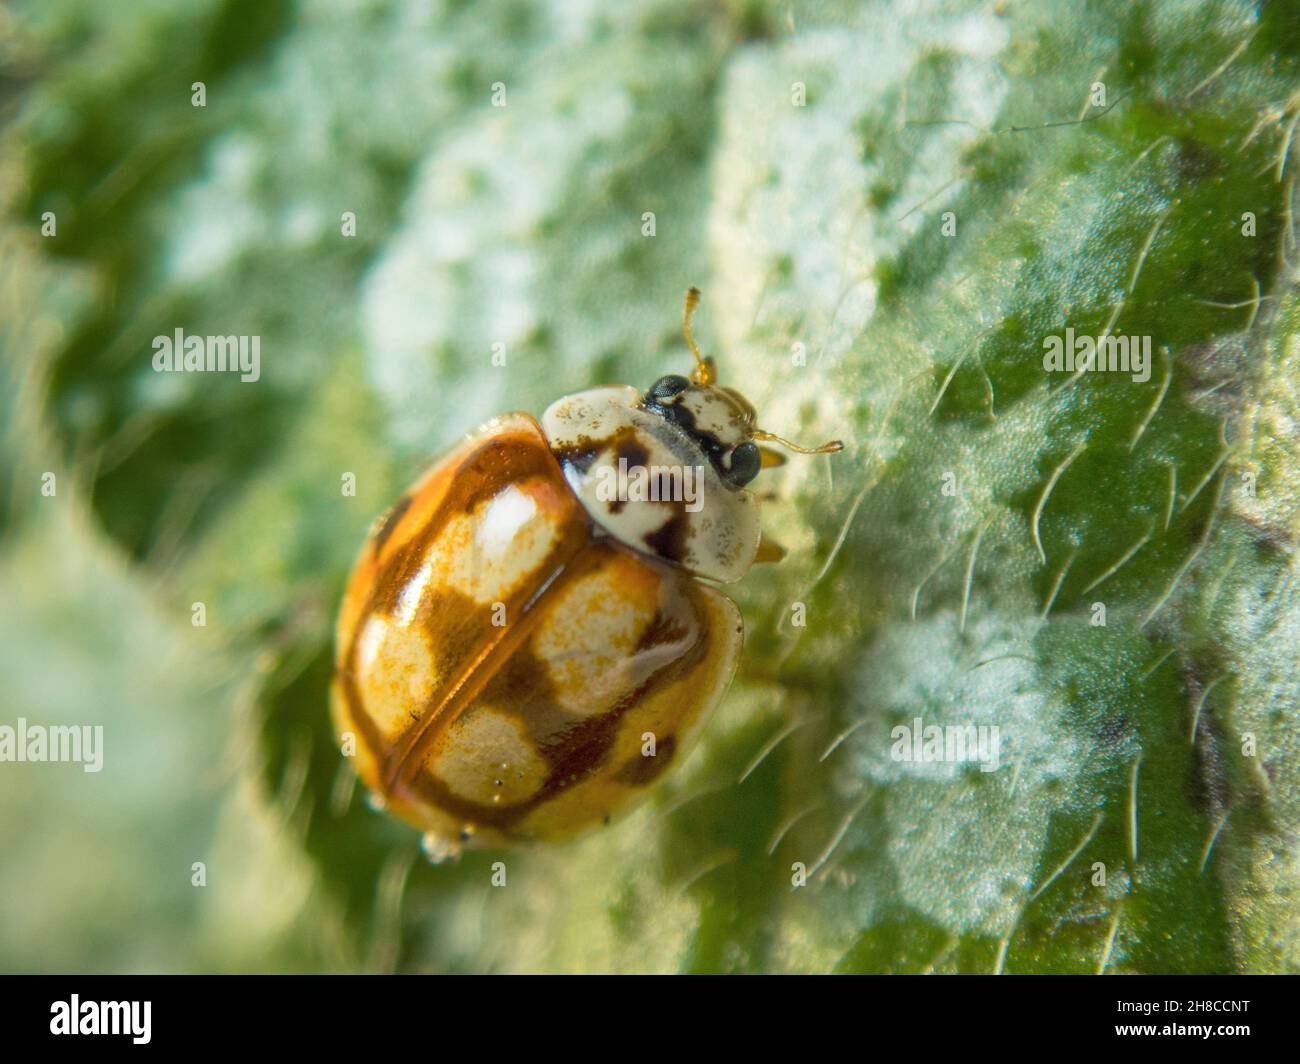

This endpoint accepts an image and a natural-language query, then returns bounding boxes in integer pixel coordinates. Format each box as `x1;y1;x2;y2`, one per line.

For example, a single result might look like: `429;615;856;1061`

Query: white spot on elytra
477;484;537;554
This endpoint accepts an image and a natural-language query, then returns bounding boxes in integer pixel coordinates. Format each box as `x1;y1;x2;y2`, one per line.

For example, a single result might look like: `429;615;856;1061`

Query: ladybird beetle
332;288;842;859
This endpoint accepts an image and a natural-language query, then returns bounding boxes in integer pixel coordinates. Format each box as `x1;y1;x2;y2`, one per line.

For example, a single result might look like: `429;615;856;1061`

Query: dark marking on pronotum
552;425;641;477
644;507;690;562
553;442;602;474
614;435;650;470
641;389;755;489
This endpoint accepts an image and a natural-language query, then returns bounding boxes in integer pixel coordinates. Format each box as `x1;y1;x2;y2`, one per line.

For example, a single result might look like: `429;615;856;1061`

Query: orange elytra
331;287;842;859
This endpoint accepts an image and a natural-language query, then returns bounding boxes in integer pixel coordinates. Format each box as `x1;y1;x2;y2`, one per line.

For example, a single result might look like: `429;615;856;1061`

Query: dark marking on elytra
338;417;721;840
336;420;585;797
399;544;712;833
614;733;677;785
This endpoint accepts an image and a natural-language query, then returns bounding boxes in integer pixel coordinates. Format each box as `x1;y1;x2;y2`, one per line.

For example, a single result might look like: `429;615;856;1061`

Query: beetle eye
724;441;761;487
648;374;690;400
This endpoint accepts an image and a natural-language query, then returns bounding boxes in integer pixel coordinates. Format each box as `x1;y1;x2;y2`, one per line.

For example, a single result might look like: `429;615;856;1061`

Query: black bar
0;973;1291;1051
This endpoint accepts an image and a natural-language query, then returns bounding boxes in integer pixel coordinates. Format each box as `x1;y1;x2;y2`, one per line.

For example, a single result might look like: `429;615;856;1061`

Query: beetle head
640;287;842;489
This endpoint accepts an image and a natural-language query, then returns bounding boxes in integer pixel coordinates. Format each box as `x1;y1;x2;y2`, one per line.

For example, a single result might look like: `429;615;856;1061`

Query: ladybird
331;287;841;859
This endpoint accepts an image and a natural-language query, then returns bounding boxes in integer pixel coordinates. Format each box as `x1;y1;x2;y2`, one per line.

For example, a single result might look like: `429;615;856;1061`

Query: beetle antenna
683;286;716;386
752;428;844;455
